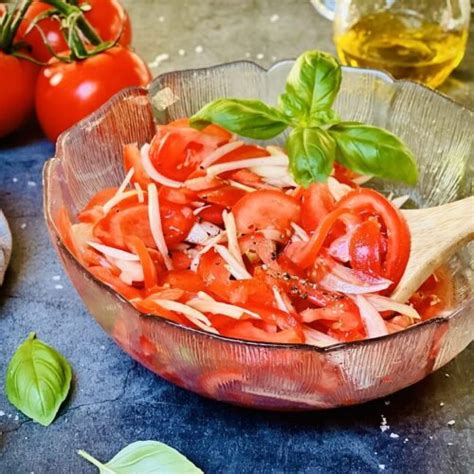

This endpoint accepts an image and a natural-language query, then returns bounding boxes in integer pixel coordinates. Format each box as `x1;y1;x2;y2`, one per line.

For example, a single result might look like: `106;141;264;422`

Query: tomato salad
57;119;451;346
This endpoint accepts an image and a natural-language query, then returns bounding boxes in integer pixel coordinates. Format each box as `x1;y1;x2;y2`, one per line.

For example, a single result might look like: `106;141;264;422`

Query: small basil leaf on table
329;122;418;185
279;50;341;123
287;127;336;186
190;98;289;139
5;332;72;426
78;440;203;474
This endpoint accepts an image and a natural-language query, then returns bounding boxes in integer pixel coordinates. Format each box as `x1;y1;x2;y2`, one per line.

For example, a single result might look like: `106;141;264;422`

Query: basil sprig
78;440;203;473
5;332;72;426
190;50;418;186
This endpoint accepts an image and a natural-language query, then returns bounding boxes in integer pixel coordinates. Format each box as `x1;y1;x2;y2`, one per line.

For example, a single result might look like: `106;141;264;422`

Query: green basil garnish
287;127;336;186
190;98;289;139
190;49;418;186
78;440;203;473
5;332;72;426
279;50;341;124
329;122;418;185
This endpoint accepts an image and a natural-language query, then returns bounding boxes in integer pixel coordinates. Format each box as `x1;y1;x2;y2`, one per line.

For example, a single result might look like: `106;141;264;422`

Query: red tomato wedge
149;124;224;181
349;219;383;277
233;189;301;234
300;183;335;232
94;201;195;249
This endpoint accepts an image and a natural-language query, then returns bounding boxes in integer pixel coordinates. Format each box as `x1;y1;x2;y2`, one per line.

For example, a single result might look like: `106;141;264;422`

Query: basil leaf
78;441;203;474
329;122;418;185
279;50;341;124
5;332;72;426
286;127;336;186
190;98;289;139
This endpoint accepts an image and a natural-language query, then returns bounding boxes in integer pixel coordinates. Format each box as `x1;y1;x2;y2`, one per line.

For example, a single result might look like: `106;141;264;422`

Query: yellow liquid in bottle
335;11;468;88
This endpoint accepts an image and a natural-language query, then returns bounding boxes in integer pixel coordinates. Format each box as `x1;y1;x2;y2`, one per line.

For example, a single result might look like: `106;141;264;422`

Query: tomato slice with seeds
94;201;195;249
300;183;335;233
198;186;247;208
233;189;301;234
349;219;383;277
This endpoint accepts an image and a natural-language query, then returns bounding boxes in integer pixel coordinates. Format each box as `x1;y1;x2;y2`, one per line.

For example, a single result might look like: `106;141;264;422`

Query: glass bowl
43;60;474;410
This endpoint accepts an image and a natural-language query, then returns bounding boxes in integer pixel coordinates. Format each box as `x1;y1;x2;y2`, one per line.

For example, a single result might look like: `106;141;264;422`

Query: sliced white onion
200;140;243;168
151;299;218;334
328;234;351;263
207;155;288;177
303;327;339;347
353;295;388;338
141;143;183;188
319;272;391;294
184;176;221;191
112;259;144;285
352;175;373;185
291;222;309;242
366;294;420;320
327;177;352;202
329;257;392;287
147;183;173;270
134;182;145;203
200;221;222;237
186;223;211;244
102;190;139;215
227;180;256;192
87;241;139;261
250;164;296;188
223;210;245;267
258;229;287;242
213;244;252;280
187;298;260;320
272;286;291;313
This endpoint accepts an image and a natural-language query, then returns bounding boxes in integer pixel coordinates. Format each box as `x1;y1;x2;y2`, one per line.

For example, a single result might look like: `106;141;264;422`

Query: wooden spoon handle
391;196;474;303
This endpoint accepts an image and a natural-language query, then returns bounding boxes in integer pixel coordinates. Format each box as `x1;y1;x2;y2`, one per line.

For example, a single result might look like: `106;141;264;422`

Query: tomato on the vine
35;46;151;141
18;0;132;63
0;53;38;138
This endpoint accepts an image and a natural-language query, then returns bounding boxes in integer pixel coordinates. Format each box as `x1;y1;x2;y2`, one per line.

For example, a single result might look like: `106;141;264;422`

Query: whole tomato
18;0;132;63
0;52;38;138
35;46;151;141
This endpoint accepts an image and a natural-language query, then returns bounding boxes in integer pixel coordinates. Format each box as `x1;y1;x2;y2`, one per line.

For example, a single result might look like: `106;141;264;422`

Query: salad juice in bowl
43;51;473;410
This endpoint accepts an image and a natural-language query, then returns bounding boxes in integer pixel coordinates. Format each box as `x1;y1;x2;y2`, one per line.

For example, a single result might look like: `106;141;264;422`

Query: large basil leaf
329;122;418;185
287;127;336;186
190;98;289;139
78;441;203;473
279;50;341;124
5;332;72;426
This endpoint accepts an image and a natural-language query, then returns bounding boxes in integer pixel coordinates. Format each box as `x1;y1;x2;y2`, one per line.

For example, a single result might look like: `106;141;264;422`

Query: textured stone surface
0;1;472;473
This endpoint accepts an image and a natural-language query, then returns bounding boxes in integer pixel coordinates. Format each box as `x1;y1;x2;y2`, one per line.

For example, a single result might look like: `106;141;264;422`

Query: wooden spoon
391;196;474;303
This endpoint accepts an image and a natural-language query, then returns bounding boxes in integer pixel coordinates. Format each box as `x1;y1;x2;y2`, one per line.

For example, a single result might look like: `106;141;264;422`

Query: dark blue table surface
0;128;472;474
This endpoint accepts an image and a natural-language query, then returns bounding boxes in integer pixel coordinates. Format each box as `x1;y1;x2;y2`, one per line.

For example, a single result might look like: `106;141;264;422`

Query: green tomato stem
41;0;102;46
0;0;33;52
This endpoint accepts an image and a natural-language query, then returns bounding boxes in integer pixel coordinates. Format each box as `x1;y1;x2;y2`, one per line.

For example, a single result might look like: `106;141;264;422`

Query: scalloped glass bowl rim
43;58;474;353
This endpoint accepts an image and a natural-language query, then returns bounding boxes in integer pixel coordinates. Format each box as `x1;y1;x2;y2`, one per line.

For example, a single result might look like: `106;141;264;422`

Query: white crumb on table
20;223;27;229
440;402;445;407
380;415;390;432
27;181;36;187
178;49;186;56
195;45;203;53
378;464;386;471
158;16;165;22
270;14;280;22
447;420;455;426
256;53;264;59
54;284;64;290
390;433;399;439
0;410;4;416
52;275;61;281
384;400;391;406
12;177;18;183
148;53;169;68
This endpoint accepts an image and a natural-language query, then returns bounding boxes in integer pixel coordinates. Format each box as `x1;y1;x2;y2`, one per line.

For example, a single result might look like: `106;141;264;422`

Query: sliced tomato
161;269;206;293
233;189;301;234
89;265;143;300
213;144;269;166
94;201;195;249
149;125;221;181
170;249;192;270
349;219;383;277
198;186;247;208
198;204;225;225
56;207;82;263
336;189;410;288
123;143;152;188
125;235;157;292
168;118;232;144
159;186;196;205
230;169;263;187
300;183;335;232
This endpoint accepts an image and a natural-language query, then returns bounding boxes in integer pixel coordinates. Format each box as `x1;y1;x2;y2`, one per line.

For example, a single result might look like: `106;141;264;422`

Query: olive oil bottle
335;11;468;88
